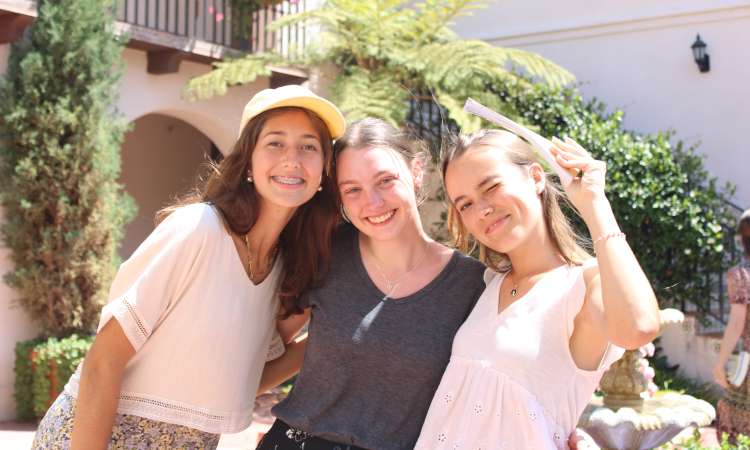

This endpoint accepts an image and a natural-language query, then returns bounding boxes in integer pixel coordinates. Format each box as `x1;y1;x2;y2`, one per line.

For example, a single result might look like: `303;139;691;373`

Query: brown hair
331;118;429;211
441;129;591;271
157;106;339;318
739;209;750;259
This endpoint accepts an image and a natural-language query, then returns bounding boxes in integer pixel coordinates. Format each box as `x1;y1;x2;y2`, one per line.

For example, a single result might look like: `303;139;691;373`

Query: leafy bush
490;80;738;310
14;335;94;421
664;429;750;449
0;0;136;338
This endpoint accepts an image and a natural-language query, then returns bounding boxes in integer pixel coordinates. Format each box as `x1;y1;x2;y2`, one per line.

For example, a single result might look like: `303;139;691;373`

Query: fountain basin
577;309;717;449
578;393;715;450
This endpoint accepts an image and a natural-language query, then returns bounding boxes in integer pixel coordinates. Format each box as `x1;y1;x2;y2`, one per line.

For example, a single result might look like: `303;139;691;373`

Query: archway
118;113;222;260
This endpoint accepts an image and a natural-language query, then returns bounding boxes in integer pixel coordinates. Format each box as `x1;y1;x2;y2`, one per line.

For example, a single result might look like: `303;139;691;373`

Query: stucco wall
450;0;750;209
118;113;214;260
117;47;270;153
658;316;721;386
0;249;40;422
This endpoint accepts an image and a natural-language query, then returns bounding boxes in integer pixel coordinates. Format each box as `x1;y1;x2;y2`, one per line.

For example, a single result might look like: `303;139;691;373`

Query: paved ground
0;390;722;450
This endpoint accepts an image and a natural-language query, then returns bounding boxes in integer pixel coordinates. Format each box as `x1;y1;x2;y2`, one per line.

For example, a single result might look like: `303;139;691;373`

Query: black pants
256;419;368;450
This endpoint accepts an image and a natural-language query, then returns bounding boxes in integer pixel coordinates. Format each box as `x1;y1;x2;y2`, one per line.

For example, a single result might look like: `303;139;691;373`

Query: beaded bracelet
592;232;626;251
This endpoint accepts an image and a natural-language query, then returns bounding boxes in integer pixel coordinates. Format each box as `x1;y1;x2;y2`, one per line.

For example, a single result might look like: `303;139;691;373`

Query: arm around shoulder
257;333;308;396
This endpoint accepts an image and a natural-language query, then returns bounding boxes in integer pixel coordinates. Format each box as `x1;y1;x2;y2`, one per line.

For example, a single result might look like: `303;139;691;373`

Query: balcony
0;0;308;78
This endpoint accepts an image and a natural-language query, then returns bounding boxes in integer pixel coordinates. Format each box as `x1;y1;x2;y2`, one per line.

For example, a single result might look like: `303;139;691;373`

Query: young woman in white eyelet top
31;86;345;450
414;130;661;450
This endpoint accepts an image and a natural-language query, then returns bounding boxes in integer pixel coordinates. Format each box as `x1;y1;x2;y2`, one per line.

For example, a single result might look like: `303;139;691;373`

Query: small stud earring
247;176;253;183
317;185;323;192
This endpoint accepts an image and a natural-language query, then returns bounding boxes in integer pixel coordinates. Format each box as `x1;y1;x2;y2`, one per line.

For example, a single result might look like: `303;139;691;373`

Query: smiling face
337;146;422;242
444;147;547;256
248;109;326;211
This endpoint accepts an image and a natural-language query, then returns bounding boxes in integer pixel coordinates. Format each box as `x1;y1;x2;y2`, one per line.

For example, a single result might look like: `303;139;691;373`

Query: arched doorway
118;113;222;259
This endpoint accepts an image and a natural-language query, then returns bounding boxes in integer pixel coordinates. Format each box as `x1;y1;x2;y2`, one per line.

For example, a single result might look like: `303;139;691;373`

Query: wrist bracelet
592;232;626;251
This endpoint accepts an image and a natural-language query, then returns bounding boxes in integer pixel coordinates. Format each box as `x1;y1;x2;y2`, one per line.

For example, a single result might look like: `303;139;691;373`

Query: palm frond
182;54;280;102
269;0;419;69
329;67;409;126
415;0;492;42
400;39;575;89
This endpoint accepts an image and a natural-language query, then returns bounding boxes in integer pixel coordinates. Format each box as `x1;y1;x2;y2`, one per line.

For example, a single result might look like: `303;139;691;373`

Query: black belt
256;419;370;450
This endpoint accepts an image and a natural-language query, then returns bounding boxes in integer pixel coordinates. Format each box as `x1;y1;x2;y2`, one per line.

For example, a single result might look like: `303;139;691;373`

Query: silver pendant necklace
369;241;431;291
509;256;553;297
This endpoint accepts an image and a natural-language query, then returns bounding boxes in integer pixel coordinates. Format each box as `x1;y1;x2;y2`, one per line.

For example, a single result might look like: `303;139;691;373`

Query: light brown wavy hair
441;129;591;272
157;106;339;318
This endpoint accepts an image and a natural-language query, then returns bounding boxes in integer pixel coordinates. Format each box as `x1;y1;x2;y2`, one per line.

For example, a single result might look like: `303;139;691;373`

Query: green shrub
14;334;94;421
664;429;750;449
0;0;137;338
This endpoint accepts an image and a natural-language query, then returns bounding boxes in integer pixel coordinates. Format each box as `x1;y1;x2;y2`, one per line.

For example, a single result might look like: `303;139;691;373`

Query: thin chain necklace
369;240;431;291
245;234;279;279
509;256;554;297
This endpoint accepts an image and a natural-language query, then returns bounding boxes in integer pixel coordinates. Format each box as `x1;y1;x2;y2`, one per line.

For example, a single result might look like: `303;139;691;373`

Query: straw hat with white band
239;85;346;140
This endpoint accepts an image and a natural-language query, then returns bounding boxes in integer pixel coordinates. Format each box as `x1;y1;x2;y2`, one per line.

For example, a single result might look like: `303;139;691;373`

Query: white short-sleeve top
64;203;285;434
415;260;624;450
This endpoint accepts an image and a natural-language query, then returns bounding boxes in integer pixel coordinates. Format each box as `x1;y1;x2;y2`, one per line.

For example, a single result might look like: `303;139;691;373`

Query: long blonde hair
441;129;591;272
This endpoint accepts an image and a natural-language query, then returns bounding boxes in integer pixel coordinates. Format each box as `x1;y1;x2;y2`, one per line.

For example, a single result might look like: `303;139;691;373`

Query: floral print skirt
717;369;750;445
256;419;367;450
32;391;220;449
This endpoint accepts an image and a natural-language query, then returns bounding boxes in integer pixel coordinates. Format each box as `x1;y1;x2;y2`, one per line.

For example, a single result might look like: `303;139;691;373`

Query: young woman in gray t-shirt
257;119;596;450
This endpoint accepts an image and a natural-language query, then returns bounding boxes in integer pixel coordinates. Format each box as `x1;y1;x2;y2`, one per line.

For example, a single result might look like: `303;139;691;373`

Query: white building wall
450;0;750;209
117;47;270;153
658;316;721;386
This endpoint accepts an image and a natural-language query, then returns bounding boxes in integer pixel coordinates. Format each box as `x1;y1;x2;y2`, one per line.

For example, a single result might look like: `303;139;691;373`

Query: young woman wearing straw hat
32;85;345;450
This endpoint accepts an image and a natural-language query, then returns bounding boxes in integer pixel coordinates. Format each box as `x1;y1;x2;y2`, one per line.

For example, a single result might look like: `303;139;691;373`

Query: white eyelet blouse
415;260;624;450
64;203;284;434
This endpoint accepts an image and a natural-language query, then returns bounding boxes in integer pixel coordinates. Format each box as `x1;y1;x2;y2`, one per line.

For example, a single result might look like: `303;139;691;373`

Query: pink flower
209;5;214;13
639;342;655;358
648;382;658;397
644;366;655;381
216;13;224;21
637;359;649;371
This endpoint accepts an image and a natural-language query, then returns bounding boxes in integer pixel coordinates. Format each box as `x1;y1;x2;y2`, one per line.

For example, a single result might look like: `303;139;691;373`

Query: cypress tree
0;0;136;338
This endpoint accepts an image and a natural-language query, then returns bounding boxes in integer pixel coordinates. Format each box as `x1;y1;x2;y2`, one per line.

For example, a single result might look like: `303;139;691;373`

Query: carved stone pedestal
578;309;716;450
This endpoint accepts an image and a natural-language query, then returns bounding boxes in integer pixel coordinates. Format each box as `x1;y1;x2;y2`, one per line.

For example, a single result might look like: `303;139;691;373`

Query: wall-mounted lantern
691;34;710;73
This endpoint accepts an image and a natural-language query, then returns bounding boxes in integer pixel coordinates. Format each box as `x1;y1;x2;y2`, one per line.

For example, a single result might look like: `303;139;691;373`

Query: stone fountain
578;309;716;450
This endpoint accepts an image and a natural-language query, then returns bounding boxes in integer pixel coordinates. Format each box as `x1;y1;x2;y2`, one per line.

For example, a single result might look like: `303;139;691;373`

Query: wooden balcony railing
0;0;309;76
116;0;306;55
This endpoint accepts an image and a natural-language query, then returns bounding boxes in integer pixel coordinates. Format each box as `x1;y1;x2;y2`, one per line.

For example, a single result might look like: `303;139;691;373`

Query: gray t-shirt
272;224;487;450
